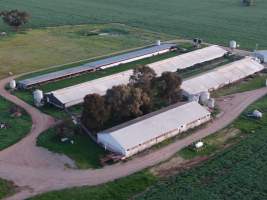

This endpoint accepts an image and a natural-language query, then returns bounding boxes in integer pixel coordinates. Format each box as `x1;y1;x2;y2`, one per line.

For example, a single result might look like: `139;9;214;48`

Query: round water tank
208;98;215;109
9;80;16;89
200;91;210;104
195;141;204;149
33;90;44;107
229;40;237;49
156;40;161;46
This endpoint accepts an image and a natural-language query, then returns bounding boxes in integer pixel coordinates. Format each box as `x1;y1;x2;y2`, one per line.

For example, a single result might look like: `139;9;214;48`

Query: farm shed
18;43;176;89
181;57;264;97
253;50;267;63
45;70;133;108
97;101;211;158
147;45;227;75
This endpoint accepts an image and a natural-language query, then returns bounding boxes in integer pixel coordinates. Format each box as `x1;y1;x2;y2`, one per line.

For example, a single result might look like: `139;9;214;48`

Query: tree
106;84;151;121
81;94;109;133
56;119;76;138
0;10;30;31
156;72;182;103
129;65;156;94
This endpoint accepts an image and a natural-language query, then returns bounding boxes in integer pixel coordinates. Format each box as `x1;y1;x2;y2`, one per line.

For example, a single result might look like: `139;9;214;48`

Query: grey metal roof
18;43;176;88
254;50;267;56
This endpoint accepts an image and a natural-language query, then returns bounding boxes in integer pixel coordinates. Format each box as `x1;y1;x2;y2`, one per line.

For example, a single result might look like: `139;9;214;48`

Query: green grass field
0;97;31;150
0;178;15;199
29;171;157;200
1;0;267;49
0;23;173;79
37;128;106;169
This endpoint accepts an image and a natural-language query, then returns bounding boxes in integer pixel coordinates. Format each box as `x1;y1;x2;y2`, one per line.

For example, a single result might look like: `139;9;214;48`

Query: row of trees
81;66;182;133
0;10;30;31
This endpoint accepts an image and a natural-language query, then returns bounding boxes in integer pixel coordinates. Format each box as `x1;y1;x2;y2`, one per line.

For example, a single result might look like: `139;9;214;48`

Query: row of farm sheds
17;42;265;158
45;45;228;108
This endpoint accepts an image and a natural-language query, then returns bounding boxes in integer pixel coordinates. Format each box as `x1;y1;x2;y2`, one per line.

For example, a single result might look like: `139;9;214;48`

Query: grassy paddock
29;171;157;200
37;127;106;169
0;178;15;199
0;23;173;79
0;97;32;150
1;0;267;49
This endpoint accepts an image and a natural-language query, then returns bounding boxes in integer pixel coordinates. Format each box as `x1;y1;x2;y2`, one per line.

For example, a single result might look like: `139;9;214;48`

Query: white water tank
156;40;161;46
265;79;267;87
229;40;237;49
195;141;204;149
9;80;16;89
208;98;215;109
200;91;210;104
33;90;44;107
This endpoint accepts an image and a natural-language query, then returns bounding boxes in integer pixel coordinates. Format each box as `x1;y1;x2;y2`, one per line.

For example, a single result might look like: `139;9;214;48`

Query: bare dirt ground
1;74;267;200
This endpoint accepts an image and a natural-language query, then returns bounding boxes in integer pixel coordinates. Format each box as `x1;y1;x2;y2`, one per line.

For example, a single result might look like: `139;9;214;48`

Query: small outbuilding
97;102;211;158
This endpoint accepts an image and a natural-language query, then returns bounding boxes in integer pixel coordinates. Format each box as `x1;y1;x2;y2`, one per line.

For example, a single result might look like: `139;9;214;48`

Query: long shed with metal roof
181;57;264;97
147;45;227;75
18;43;176;89
97;101;211;158
45;70;132;108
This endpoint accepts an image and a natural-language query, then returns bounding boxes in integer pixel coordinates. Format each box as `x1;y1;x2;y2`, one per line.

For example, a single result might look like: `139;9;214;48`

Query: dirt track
0;76;267;200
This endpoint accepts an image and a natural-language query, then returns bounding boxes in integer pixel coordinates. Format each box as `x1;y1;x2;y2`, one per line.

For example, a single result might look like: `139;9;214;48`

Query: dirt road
0;76;267;200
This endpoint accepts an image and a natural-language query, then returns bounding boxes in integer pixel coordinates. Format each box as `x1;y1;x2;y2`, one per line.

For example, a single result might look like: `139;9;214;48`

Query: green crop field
0;0;267;49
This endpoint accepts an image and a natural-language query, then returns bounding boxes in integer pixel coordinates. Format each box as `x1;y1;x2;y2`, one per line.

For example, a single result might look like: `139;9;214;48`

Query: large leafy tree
0;10;30;31
106;85;151;121
156;72;182;103
129;65;156;95
81;94;110;133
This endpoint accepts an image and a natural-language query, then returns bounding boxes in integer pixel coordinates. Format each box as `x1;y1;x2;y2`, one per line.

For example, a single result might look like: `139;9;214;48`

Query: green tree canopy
0;10;30;31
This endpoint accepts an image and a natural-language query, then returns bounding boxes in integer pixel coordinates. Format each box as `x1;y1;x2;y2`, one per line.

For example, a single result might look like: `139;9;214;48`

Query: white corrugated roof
147;45;227;75
98;102;210;150
181;57;264;95
47;70;133;107
46;46;228;108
